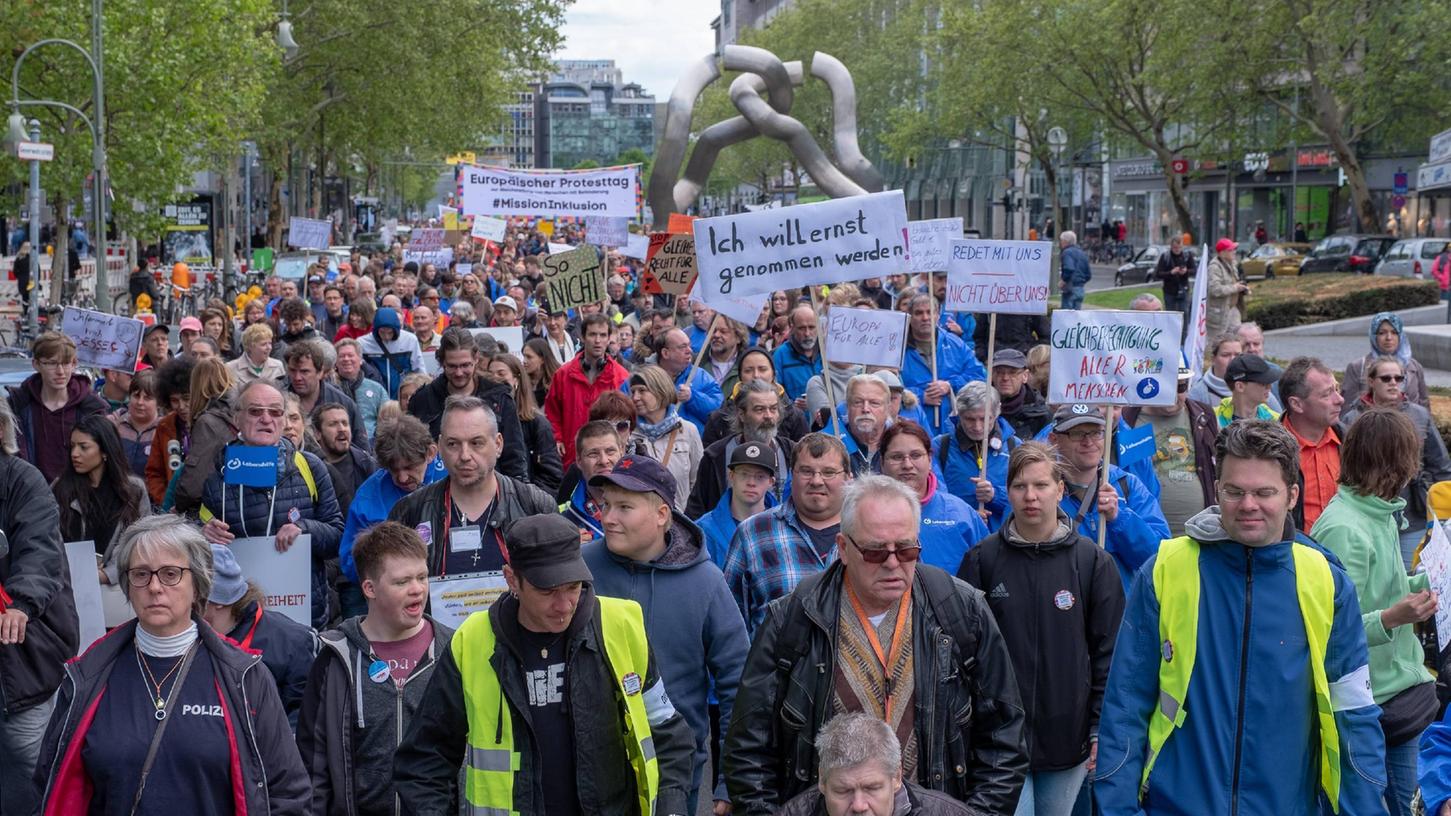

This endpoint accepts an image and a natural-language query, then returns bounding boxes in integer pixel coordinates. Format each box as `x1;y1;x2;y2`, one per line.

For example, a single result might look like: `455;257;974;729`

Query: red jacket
544;354;630;466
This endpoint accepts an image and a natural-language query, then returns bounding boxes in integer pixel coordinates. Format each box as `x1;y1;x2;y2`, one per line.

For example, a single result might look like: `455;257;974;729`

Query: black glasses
126;566;192;588
847;536;922;564
614;420;633;434
1376;374;1405;384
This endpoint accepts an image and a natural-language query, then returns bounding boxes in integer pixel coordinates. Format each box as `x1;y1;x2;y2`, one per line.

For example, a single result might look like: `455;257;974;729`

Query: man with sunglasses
1094;420;1385;816
723;474;1028;816
1048;405;1170;586
1215;354;1282;428
1120;367;1220;536
197;379;345;627
724;433;852;635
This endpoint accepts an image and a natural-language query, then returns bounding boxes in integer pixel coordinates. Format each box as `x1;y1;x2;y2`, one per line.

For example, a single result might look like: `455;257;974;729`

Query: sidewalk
1265;304;1451;388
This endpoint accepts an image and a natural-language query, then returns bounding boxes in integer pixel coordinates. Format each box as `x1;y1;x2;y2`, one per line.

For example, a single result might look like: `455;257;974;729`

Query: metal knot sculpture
649;45;884;230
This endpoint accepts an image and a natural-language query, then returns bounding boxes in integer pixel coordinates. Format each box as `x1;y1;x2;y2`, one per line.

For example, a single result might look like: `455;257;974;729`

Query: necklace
537;631;565;660
135;644;191;721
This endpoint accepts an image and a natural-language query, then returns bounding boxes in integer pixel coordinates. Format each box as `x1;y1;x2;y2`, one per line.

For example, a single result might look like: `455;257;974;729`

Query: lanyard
439;482;508;577
238;604;264;651
224;483;278;540
845;580;913;721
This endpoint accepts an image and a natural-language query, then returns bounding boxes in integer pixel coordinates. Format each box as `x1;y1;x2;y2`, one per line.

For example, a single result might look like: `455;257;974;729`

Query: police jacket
385;473;555;575
393;588;696;816
722;561;1028;815
958;516;1125;771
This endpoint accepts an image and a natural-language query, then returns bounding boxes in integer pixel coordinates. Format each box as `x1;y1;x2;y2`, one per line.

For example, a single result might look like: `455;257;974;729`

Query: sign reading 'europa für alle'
691;190;910;300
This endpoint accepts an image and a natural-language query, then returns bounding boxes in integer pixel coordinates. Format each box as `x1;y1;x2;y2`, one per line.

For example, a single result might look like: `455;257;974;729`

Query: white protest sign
825;305;908;368
548;242;573;256
409;228;445;251
403;248;453;268
460;164;640;219
1048;310;1182;406
692;190;910;300
229;535;312;626
471;216;508;243
690;279;770;329
907;217;963;273
63;541;105;655
1184;246;1210;372
1421;520;1451;648
944;239;1053;314
470;326;526;355
621;233;651;261
587;216;630;247
381;218;398;246
286;217;332;250
428;571;509;630
455;263;473;278
61;307;145;371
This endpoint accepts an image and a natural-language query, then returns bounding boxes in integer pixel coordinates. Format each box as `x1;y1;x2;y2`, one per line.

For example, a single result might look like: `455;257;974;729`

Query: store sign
1430;127;1451;165
1296;149;1338;169
1243;152;1270;173
1420;161;1451;193
1114;161;1162;179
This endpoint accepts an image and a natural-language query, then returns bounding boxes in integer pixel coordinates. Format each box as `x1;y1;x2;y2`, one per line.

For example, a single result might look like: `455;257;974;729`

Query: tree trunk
1327;135;1377;231
1156;148;1196;242
1041;154;1062;240
52;193;71;306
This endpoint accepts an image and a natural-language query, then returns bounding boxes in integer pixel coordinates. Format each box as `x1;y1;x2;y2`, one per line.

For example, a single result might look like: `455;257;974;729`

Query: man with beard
842;374;892;476
773;304;823;404
703;319;746;386
686;380;793;518
989;349;1051;440
312;403;378;511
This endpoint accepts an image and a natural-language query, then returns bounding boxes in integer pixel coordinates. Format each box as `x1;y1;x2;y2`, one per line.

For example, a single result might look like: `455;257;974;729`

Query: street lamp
9;0;111;314
278;0;300;58
4;112;27;146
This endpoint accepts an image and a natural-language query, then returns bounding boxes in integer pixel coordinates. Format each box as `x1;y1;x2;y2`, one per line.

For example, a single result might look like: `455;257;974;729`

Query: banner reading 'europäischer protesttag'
459;165;639;219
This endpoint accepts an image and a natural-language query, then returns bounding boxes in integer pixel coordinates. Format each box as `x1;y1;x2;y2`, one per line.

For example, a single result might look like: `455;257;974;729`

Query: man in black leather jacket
722;475;1028;815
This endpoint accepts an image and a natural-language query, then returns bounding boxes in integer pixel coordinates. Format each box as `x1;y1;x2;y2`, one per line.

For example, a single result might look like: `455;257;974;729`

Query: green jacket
1311;485;1434;703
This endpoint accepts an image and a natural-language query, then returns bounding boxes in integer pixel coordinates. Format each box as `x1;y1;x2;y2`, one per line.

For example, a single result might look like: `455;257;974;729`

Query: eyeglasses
884;450;928;465
847;536;921;564
246;406;285;418
126;566;191;588
1376;374;1406;383
614;420;633;434
1064;428;1105;441
794;467;846;482
1218;485;1283;502
36;359;75;370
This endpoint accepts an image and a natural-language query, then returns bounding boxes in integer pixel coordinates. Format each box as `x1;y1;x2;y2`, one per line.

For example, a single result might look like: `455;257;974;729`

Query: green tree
573;159;601;170
1226;0;1451;230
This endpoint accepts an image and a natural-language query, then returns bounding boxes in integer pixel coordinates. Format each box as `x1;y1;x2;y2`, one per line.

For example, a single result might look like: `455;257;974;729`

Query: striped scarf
832;591;919;777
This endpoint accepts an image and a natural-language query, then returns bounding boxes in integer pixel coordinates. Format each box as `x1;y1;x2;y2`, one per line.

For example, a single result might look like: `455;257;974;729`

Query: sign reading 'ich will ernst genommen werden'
692;190;910;300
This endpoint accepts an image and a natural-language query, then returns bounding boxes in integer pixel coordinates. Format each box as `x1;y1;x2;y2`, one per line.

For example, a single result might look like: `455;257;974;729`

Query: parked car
1374;237;1448;278
1114;244;1170;286
1298;233;1396;274
353;232;387;254
1239;242;1314;279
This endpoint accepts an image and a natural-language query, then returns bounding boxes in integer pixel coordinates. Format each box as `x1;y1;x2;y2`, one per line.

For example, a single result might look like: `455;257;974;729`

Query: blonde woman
628;365;703;512
227;322;285;385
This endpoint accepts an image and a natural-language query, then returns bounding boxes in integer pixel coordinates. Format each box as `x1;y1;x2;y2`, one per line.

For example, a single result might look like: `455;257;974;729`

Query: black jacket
521;413;563;496
1123;399;1220;509
386;473;555;576
0;454;78;713
1154;248;1196;298
702;402;810;448
227;600;318;731
722;562;1028;815
321;445;378;511
777;782;981;816
972;314;1050;363
394;588;696;816
34;618;310;814
999;385;1052;442
406;373;528;482
298;615;453;816
684;434;793;519
957;517;1125;770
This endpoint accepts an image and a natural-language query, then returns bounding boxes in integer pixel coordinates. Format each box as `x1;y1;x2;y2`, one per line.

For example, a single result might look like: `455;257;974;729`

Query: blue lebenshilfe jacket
1034;419;1162;500
1059;464;1169;586
917;473;988;574
773;341;822;402
696;487;777;569
1093;507;1386;816
901;331;985;436
1420;710;1451;812
932;415;1017;532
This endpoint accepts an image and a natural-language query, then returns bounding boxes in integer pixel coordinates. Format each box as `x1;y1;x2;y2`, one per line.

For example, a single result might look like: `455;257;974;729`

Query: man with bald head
654;327;723;434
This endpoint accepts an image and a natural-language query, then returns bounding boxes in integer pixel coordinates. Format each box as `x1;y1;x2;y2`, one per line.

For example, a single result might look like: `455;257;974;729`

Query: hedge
1247;279;1440;331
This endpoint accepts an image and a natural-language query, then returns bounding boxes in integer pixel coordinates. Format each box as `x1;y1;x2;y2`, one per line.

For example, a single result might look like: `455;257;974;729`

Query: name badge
450;526;483;553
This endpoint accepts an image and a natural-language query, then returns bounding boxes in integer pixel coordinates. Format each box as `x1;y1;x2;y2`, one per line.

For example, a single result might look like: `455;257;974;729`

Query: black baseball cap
1052;404;1106;432
728;442;777;475
505;515;593;588
589;454;677;507
1225;354;1279;386
144;323;170;338
991;349;1028;369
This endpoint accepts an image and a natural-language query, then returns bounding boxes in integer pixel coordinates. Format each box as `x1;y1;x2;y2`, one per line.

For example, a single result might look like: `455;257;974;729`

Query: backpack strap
915;567;980;674
294;451;318;503
934;433;952;476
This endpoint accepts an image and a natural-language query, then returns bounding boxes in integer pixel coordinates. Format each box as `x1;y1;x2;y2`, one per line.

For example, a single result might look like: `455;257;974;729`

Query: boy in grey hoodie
297;521;455;815
582;455;751;816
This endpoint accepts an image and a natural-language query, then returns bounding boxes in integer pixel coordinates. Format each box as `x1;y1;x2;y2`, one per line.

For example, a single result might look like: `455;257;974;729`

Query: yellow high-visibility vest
1143;536;1342;811
453;596;661;816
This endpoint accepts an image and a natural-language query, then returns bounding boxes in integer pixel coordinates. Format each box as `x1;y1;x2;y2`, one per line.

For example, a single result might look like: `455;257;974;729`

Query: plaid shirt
723;502;838;635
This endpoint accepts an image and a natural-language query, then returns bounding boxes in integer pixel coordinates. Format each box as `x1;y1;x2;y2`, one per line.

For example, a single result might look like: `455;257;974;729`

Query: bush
1246;279;1438;331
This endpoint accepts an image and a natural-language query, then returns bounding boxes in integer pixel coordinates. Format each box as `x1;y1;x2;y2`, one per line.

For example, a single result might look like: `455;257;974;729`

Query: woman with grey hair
776;712;977;815
33;514;309;814
934;381;1018;531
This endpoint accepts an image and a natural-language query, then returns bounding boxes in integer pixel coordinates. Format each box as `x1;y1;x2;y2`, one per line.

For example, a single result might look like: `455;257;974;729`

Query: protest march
4;39;1451;816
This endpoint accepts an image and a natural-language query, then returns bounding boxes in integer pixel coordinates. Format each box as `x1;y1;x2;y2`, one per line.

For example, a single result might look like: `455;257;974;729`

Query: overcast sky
557;0;720;99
